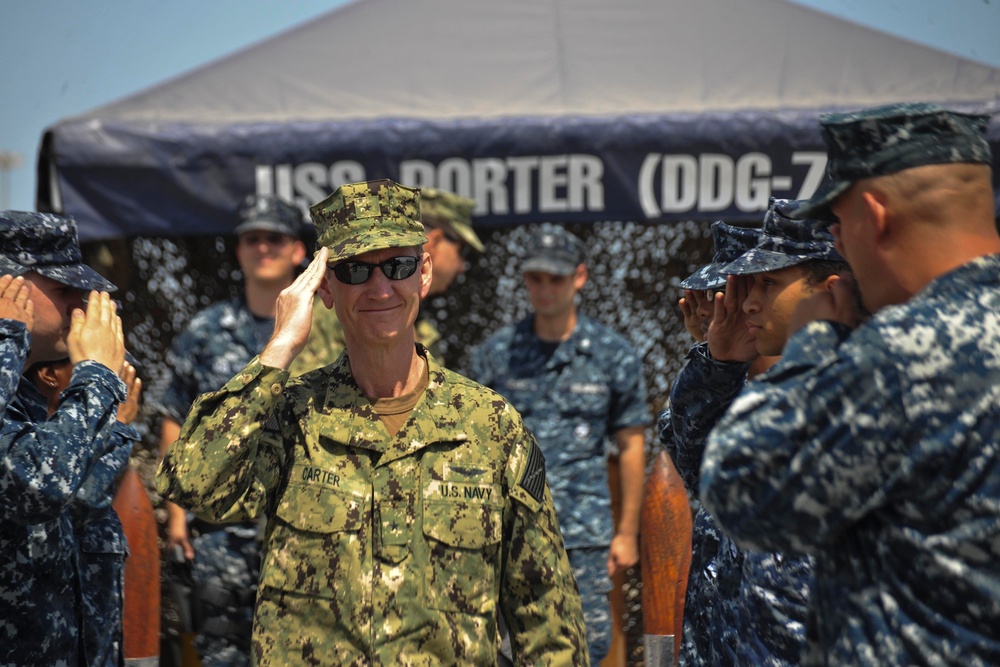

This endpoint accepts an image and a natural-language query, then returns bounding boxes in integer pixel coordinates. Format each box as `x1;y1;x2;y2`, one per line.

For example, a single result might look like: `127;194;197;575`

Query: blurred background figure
0;211;135;666
471;223;650;666
155;194;315;667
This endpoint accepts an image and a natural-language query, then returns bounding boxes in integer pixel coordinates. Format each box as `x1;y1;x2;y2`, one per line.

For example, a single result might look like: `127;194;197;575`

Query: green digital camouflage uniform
157;350;588;665
160;179;586;665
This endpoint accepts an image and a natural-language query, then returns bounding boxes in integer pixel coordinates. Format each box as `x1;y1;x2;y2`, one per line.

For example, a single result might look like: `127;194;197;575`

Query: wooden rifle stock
112;467;161;664
640;452;693;667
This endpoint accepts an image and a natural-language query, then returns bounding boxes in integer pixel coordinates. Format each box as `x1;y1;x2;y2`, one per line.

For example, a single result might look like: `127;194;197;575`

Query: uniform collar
315;348;470;465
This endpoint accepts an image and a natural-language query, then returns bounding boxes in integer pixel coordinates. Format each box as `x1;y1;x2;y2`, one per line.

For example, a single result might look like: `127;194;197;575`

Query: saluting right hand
707;274;758;363
68;291;126;374
116;361;143;425
0;275;34;329
260;247;330;370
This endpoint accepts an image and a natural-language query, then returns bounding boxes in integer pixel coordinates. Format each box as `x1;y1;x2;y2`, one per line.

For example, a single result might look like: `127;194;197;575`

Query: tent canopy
39;0;1000;241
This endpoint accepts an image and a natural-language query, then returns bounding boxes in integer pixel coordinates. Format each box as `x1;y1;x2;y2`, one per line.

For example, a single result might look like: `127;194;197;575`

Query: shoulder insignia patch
518;440;546;504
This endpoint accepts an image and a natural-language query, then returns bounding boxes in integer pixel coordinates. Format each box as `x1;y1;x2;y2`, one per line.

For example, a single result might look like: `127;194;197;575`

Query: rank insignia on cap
354;195;381;219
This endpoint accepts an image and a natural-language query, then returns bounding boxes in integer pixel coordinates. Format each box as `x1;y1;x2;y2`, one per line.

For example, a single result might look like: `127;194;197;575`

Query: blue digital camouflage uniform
659;354;744;667
670;343;815;667
471;313;651;663
702;254;1000;665
658;406;738;667
73;422;137;666
157;350;588;665
0;319;27;415
1;352;135;666
1;211;135;667
666;200;838;665
660;219;759;666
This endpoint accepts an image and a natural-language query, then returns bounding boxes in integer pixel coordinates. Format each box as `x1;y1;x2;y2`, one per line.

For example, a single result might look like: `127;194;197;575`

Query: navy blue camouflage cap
234;194;306;239
521;223;586;276
791;103;993;221
680;221;760;290
723;198;843;275
0;211;117;292
419;188;484;253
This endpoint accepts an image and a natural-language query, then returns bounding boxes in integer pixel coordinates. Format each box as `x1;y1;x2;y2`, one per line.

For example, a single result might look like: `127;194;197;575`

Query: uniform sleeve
156;357;290;523
700;320;905;554
0;360;127;523
668;342;749;493
0;320;29;416
72;422;139;513
156;325;202;424
500;423;589;666
606;340;651;436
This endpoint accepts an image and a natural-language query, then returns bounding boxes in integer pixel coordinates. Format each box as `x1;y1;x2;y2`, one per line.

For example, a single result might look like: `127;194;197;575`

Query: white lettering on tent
256;162;365;213
638;151;827;217
735;153;771;211
792;152;828;200
398;155;604;216
699;154;733;213
473;159;509;214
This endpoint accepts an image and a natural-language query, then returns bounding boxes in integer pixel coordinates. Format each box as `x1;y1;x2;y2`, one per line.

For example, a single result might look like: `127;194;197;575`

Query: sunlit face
236;231;306;286
742;265;814;357
425;228;467;296
523;265;586;318
321;247;432;350
23;273;84;364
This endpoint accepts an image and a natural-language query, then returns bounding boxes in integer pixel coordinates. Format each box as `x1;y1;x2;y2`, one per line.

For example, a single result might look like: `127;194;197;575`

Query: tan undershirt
370;359;430;436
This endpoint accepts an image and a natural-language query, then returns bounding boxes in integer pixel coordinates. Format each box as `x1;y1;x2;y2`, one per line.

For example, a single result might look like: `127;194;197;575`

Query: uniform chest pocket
422;497;503;616
265;479;368;600
553;379;610;418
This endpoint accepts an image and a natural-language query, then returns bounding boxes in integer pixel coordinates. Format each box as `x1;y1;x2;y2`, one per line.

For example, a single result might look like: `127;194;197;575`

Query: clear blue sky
2;0;998;212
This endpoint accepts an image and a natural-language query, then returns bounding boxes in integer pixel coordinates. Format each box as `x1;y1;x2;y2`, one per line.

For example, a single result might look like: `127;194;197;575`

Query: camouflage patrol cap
234;194;305;239
310;180;428;263
420;188;484;252
0;211;117;292
791;103;993;221
723;198;843;275
521;223;586;276
680;221;760;290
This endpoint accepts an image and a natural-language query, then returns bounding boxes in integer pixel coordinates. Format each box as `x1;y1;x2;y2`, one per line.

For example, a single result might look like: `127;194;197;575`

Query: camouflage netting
83;219;713;663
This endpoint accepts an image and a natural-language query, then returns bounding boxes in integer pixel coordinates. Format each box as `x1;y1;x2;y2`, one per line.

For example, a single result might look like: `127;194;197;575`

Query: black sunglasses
329;256;420;285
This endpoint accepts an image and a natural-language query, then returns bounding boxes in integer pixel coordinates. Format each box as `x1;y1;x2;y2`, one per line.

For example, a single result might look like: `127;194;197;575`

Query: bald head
832;162;1000;312
878;163;995;231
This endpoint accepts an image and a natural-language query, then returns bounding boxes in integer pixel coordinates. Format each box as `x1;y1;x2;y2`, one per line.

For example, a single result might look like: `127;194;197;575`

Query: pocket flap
423;499;502;549
276;479;366;534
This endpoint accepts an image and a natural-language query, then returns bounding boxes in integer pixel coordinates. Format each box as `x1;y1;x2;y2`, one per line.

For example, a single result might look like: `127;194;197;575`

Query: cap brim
521;257;577;276
722;248;811;275
451;221;484;252
34;264;117;292
325;230;429;264
787;179;851;223
0;256;28;278
679;263;727;290
234;221;300;238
